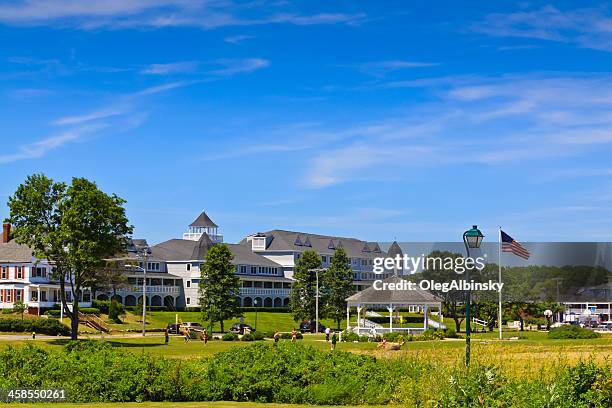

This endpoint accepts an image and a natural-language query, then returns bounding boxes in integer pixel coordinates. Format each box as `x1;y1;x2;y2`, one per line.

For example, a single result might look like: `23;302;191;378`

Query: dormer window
294;236;303;246
252;237;266;250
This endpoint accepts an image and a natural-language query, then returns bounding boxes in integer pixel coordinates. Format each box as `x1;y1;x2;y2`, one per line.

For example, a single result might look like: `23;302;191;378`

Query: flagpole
498;226;503;340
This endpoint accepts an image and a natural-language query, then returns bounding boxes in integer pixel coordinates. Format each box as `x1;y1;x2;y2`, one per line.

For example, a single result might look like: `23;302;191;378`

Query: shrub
78;307;101;315
222;332;238;341
418;329;445;341
443;328;458;338
341;331;360;342
108;300;122;323
44;310;64;317
1;309;14;314
382;332;403;342
197;343;398;404
92;300;110;314
241;333;255;341
253;332;265;341
549;325;600;339
0;318;69;336
279;332;303;340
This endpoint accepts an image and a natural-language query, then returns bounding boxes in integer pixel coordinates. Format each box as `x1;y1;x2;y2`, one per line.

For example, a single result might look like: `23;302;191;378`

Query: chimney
2;223;10;244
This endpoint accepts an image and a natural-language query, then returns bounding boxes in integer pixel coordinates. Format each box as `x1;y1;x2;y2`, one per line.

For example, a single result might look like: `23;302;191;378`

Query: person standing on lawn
274;331;281;344
331;331;337;350
164;328;169;345
291;328;297;342
325;326;331;342
203;329;209;344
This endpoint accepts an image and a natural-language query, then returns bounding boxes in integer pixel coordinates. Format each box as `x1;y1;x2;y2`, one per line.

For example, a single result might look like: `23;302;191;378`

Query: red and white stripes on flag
500;230;530;259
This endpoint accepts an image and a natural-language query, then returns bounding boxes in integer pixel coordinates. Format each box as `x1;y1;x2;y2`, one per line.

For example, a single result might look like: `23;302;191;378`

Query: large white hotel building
0;211;396;313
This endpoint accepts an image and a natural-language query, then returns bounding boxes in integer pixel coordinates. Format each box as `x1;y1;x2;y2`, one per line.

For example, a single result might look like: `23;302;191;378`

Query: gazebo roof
346;276;442;306
189;211;218;228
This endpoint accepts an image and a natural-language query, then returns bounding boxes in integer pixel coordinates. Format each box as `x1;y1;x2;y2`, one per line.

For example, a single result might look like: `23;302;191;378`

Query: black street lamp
463;225;484;367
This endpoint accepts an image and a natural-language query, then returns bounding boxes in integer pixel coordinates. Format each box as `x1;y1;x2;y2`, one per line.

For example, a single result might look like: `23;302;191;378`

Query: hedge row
0;341;609;406
0;318;69;336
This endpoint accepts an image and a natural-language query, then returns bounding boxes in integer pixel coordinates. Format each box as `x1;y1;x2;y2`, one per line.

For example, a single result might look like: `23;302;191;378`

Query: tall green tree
323;248;353;330
198;244;241;333
6;174;132;340
289;250;322;322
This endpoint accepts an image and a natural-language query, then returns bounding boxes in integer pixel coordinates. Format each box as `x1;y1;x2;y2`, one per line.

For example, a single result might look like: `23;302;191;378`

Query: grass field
2;330;611;376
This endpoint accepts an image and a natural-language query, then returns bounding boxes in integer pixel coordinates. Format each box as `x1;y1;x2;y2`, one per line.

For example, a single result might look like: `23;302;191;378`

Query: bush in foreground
0;341;609;406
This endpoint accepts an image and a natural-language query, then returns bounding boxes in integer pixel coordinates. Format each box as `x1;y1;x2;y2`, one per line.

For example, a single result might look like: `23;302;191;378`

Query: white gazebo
346;276;443;335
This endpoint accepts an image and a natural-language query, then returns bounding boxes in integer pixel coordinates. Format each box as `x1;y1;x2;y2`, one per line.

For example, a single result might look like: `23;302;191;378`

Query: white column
357;305;362;329
388;304;393;333
346;305;350;330
424;306;429;329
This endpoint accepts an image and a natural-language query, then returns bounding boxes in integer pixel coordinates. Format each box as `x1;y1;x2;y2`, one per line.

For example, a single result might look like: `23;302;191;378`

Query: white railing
182;232;223;243
118;285;180;294
240;287;290;296
353;327;426;335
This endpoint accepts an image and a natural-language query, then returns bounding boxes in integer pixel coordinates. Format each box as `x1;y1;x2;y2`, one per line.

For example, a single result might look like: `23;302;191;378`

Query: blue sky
2;1;612;244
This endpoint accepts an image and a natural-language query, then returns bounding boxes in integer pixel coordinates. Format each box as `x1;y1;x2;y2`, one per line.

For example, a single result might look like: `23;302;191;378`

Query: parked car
300;320;326;333
166;323;179;334
179;322;203;332
229;323;254;335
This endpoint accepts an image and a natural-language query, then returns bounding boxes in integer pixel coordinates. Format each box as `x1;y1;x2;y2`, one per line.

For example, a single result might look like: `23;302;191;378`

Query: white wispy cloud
342;60;439;77
208;58;269;76
141;61;199;75
224;34;253;45
0;124;106;164
0;1;365;30
53;105;129;125
474;5;612;52
203;72;612;187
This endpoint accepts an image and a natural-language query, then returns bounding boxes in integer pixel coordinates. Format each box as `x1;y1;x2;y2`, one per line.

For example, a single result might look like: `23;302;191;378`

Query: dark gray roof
189;211;218;228
226;243;282;267
151;238;281;268
387;241;403;258
346;276;441;305
241;229;385;259
0;240;34;262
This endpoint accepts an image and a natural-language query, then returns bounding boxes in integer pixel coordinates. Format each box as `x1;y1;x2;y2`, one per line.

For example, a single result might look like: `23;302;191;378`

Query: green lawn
106;311;349;334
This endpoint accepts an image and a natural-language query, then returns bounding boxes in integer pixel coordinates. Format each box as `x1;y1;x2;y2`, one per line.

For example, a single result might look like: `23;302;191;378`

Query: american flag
501;230;530;259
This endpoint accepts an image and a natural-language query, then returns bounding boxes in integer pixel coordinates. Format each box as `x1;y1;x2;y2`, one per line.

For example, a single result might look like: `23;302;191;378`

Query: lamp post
463;225;484;367
253;298;258;332
137;246;152;337
310;268;327;334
